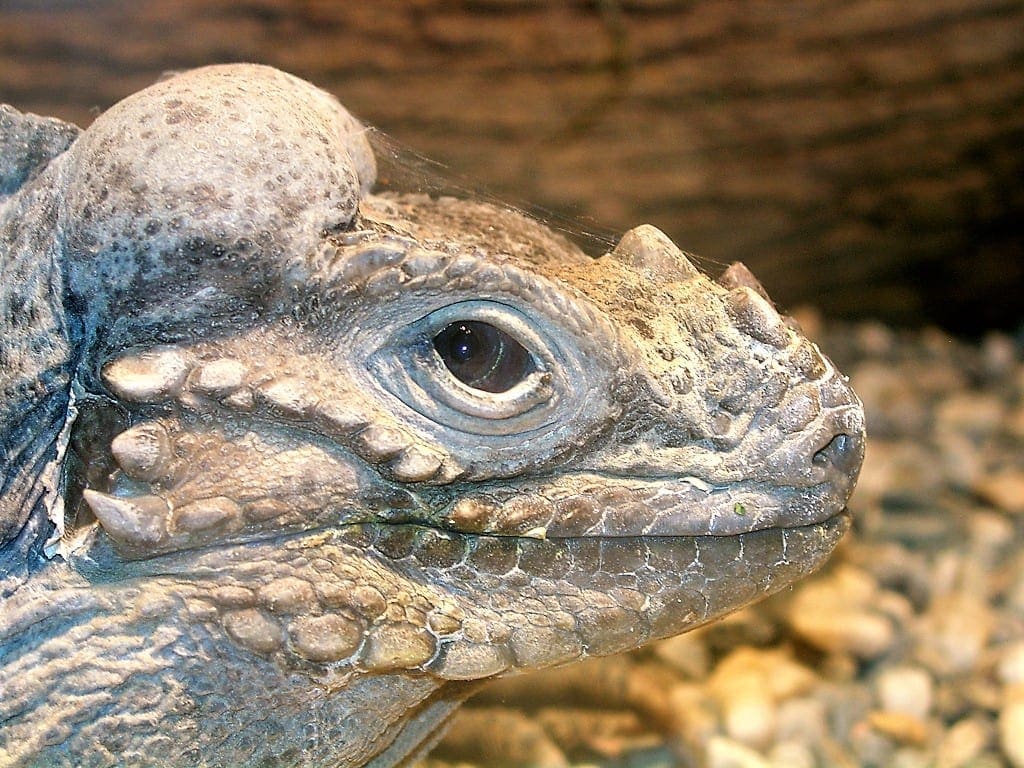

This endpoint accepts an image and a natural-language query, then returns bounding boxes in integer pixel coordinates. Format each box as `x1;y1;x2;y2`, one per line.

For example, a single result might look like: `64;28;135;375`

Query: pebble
766;740;815;768
654;630;711;680
706;647;818;750
849;361;929;437
1000;685;1024;768
998;642;1024;685
889;747;932;768
967;510;1016;561
1007;552;1024;616
848;715;898;767
875;666;934;720
935;717;992;768
1007;404;1024;440
707;649;778;749
786;566;895;659
853;320;896;357
774;697;827;746
935;392;1004;440
706;736;771;768
866;710;928;746
981;332;1018;378
938;431;986;489
974;469;1024;515
915;592;994;676
669;682;719;751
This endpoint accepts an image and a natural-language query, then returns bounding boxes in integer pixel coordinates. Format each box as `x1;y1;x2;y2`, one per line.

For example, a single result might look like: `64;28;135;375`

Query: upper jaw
433;464;858;543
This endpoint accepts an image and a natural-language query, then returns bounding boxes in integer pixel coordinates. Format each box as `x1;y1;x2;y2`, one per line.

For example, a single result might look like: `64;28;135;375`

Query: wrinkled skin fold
0;65;864;767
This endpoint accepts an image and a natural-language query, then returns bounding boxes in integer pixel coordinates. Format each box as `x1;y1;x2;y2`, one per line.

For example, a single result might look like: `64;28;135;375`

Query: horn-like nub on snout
610;224;701;281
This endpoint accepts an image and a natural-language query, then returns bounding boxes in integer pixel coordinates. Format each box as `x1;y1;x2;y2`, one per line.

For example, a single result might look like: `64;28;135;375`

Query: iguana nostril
812;432;862;474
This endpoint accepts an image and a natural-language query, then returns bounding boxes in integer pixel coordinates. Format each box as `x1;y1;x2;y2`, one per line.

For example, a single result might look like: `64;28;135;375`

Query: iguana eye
365;300;575;433
433;321;535;393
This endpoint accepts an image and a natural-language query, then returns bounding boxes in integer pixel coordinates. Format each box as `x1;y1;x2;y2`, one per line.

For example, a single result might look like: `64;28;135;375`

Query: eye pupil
449;325;479;364
433;321;535;393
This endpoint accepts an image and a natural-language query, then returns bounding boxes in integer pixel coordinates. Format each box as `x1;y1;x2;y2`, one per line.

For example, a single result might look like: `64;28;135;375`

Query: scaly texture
0;65;864;767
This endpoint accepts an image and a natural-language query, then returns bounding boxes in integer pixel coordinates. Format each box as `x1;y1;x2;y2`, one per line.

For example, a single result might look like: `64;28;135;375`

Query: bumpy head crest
61;63;376;349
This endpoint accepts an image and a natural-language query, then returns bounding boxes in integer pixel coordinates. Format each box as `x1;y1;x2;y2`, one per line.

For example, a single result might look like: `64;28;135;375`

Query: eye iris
433;321;535;393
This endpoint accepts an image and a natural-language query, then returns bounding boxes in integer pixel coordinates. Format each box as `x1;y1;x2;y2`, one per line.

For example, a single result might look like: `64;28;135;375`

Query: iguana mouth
73;479;853;564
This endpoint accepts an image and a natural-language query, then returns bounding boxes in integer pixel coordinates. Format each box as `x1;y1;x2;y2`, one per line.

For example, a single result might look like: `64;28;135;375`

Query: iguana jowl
0;64;864;766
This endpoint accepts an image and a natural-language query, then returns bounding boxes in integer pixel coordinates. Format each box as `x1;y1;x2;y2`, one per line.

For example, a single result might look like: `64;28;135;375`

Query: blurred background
1;0;1021;336
4;5;1024;766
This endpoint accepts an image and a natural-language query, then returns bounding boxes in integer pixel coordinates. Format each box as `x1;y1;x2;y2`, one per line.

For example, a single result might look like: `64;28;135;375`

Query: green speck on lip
733;502;747;516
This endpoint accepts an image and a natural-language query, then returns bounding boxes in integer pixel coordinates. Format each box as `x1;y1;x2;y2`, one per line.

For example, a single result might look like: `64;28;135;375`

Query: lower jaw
358;509;851;649
72;510;850;680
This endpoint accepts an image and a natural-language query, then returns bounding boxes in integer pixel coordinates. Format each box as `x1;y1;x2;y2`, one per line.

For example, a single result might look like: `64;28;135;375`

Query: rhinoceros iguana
0;64;864;767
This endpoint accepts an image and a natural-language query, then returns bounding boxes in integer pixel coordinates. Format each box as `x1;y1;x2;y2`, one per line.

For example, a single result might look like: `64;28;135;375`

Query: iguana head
1;64;864;765
71;63;863;652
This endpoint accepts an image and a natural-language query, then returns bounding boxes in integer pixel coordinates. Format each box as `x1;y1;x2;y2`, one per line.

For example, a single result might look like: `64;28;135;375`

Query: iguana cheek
76;334;474;560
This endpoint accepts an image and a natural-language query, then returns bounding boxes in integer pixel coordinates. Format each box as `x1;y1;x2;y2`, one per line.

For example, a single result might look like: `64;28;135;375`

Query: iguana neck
0;172;77;580
0;530;478;767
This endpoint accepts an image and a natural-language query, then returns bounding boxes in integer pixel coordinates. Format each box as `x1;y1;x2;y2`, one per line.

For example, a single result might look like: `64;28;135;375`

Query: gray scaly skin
0;65;865;767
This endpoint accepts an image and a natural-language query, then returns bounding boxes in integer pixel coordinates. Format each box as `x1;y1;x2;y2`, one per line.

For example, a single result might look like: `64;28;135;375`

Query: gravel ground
420;314;1024;768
